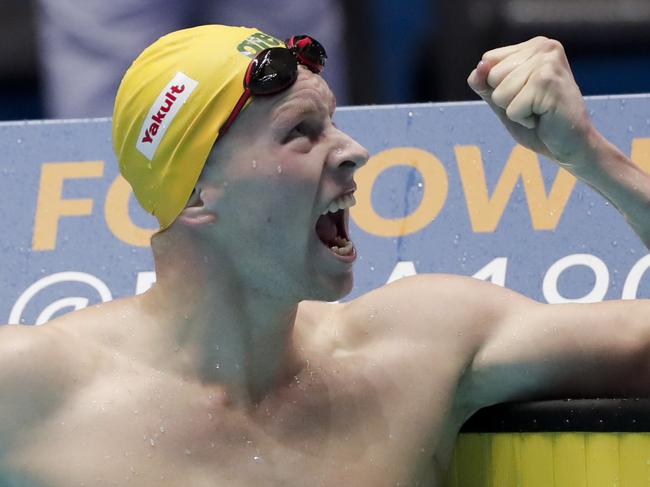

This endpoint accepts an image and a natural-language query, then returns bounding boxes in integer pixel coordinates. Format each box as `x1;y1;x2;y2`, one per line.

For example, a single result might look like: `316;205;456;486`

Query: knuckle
482;52;496;64
533;66;558;87
490;88;508;109
504;97;520;114
544;38;565;54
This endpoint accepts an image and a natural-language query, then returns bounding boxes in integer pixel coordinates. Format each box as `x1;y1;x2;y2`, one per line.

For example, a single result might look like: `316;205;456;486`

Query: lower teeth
330;238;353;256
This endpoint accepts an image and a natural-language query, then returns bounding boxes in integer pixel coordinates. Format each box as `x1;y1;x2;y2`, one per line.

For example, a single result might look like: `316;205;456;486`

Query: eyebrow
272;99;322;124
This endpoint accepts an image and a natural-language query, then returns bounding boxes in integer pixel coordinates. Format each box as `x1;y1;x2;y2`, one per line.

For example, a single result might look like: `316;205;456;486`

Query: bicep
0;325;80;454
465;299;650;408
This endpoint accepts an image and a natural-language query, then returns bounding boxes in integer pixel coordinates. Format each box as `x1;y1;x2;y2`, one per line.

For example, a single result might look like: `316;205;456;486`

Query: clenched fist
468;37;598;171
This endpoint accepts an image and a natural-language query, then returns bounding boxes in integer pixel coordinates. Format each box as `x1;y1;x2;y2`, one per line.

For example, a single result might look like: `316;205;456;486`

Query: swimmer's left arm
462;285;650;408
468;37;650;248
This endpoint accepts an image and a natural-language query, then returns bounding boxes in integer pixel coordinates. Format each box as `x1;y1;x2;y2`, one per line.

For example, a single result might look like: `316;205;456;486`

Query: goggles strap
219;87;252;136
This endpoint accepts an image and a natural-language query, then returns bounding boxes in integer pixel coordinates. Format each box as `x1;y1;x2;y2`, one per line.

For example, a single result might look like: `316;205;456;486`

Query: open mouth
315;209;355;258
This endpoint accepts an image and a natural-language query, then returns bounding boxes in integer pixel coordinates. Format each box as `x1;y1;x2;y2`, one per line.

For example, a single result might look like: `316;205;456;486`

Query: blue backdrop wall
2;96;650;325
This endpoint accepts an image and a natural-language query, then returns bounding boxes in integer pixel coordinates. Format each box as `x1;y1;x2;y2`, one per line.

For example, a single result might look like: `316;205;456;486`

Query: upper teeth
322;194;356;215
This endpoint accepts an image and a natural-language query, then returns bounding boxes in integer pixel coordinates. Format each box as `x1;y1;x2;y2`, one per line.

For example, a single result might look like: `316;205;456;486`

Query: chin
307;272;354;302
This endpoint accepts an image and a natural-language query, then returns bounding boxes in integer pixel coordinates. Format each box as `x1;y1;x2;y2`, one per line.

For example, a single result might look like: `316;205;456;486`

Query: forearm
567;127;650;249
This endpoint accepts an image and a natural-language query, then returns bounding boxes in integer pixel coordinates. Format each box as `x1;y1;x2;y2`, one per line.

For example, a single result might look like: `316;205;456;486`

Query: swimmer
2;28;650;486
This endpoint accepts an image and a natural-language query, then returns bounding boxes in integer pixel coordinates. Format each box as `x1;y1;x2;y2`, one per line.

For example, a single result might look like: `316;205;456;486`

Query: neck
136;229;303;406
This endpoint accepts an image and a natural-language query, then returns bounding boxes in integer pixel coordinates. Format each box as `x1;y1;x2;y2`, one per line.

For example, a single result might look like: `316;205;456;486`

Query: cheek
286;139;314;154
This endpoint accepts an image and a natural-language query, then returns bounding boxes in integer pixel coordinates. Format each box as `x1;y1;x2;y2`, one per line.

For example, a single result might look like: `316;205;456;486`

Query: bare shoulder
340;274;529;349
0;321;100;456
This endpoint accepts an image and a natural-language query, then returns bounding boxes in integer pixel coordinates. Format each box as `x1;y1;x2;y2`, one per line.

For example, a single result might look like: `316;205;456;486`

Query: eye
288;122;309;138
283;122;314;144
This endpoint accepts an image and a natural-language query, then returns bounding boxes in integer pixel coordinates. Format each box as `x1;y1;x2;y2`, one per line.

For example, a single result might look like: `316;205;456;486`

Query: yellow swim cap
112;25;284;229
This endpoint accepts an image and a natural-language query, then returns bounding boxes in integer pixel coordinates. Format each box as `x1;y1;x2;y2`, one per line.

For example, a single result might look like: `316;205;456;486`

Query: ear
176;185;221;227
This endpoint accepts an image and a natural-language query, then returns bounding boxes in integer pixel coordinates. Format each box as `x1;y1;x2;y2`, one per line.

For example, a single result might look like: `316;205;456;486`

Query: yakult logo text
136;72;198;160
140;84;185;143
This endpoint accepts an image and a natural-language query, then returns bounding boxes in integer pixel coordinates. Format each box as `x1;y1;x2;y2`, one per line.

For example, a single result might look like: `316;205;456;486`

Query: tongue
315;213;338;245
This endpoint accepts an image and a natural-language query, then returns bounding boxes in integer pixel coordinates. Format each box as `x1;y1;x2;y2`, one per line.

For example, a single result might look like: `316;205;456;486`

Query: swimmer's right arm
0;325;84;458
468;36;650;249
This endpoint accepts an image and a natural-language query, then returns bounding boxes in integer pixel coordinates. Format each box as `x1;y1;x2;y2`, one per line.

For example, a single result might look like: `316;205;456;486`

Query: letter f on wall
32;161;104;250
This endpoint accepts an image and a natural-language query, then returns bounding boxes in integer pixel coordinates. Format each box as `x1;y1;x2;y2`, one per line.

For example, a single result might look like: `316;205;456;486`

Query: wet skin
3;40;650;486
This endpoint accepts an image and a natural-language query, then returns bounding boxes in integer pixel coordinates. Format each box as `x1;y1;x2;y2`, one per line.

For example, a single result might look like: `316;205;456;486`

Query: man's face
204;67;369;302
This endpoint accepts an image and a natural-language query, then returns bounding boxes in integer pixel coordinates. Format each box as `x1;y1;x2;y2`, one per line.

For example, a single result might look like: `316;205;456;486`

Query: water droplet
149;438;156;447
252;160;257;169
159;426;166;433
208;413;213;420
215;363;220;369
184;449;192;455
16;138;22;144
370;266;375;271
417;182;423;188
628;126;634;133
277;165;283;174
611;240;618;247
253;455;262;462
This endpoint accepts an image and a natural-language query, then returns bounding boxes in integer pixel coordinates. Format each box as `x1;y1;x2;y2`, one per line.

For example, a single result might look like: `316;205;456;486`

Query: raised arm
0;325;89;460
467;37;650;248
456;281;650;408
393;274;650;410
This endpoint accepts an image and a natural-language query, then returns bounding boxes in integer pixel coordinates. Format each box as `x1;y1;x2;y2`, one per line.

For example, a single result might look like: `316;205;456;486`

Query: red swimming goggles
219;35;327;135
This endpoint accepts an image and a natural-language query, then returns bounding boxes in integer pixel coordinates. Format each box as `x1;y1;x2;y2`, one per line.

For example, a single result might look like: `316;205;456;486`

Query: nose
328;128;369;172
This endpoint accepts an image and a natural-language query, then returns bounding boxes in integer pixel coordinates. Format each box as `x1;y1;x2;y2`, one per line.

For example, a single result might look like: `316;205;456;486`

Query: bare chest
5;356;467;487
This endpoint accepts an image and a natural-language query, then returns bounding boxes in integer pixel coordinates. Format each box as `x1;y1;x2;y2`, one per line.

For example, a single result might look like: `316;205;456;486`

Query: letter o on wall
622;254;650;299
543;253;609;303
350;147;448;237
